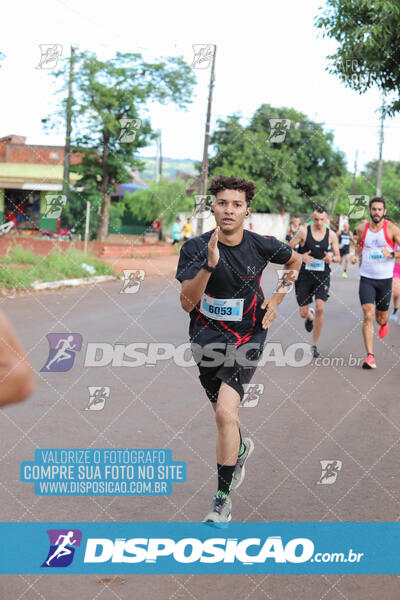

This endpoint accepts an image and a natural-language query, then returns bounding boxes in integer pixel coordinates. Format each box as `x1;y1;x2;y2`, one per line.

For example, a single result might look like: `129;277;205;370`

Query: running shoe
342;271;348;278
389;312;398;322
362;354;376;369
311;345;320;358
305;307;315;332
232;437;254;490
379;323;389;338
203;491;232;523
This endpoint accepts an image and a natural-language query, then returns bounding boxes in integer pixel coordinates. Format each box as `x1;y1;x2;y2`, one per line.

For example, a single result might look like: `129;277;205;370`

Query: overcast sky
2;0;399;172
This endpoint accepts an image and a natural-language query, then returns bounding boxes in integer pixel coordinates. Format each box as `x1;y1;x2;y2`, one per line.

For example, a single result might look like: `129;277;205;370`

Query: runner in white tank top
354;199;400;369
360;220;395;279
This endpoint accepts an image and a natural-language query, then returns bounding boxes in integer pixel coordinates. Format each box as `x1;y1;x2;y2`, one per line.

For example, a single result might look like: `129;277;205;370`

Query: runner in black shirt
176;175;301;522
289;206;340;358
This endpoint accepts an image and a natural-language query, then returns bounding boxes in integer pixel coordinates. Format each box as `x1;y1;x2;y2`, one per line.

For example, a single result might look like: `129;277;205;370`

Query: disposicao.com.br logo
84;535;314;564
83;535;363;567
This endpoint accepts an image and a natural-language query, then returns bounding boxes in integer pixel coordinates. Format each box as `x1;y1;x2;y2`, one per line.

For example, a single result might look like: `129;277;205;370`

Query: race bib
367;249;385;262
305;259;325;272
199;295;244;321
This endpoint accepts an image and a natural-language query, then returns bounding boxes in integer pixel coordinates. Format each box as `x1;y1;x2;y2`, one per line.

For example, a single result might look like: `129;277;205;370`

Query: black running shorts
359;276;392;311
196;342;264;403
295;274;330;306
340;247;350;257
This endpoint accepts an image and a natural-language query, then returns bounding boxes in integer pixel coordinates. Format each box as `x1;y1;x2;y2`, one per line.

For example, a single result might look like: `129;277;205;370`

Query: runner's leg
312;299;325;346
299;305;313;321
392;278;400;311
211;399;242;458
215;382;240;468
202;381;240;522
376;309;389;326
362;303;375;355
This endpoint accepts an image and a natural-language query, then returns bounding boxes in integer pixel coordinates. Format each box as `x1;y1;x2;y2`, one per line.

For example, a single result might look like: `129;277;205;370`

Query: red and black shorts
194;336;266;403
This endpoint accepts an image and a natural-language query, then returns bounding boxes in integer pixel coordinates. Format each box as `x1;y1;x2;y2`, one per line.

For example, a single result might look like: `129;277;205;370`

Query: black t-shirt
176;229;292;347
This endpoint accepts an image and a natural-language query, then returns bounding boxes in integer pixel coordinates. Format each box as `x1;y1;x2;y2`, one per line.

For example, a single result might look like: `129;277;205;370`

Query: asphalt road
0;258;399;599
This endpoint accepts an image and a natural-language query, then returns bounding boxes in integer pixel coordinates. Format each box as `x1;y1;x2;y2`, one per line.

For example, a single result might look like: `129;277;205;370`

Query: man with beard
353;197;400;369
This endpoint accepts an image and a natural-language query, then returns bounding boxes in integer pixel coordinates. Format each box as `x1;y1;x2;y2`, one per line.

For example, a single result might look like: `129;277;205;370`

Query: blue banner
0;522;399;574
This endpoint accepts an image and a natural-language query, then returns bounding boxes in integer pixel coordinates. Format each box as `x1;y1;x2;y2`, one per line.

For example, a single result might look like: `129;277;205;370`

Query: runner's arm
391;223;400;257
288;226;314;264
329;230;341;262
288;226;304;249
180;270;213;312
0;312;35;407
383;223;400;258
260;250;302;329
352;225;364;264
179;227;220;312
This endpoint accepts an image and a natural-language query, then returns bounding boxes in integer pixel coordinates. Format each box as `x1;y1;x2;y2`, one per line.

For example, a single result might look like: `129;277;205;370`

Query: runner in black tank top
289;206;340;358
337;222;353;278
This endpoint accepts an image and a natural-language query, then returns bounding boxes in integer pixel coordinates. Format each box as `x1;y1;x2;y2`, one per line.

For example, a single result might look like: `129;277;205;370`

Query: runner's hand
207;226;220;268
302;250;314;264
382;246;392;258
261;297;278;329
351;255;358;264
323;251;332;264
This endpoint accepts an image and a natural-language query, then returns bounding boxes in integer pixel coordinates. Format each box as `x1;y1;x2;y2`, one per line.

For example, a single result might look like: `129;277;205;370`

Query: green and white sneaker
203;491;232;523
231;437;254;490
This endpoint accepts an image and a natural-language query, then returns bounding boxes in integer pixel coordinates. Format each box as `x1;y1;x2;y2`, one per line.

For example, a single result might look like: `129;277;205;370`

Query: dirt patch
101;254;179;277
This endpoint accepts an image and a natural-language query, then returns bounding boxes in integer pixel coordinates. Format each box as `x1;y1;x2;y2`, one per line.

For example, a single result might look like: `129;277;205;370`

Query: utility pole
376;100;385;197
197;45;216;236
63;45;76;194
155;129;162;183
352;150;358;196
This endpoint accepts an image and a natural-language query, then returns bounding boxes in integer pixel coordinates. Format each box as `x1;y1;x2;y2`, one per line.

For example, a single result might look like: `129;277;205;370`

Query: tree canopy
315;0;400;115
126;178;194;227
208;104;347;214
47;50;196;239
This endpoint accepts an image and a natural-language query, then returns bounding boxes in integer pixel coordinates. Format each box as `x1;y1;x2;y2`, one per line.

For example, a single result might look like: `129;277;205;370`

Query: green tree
315;0;400;115
357;160;400;221
47;50;196;240
208;105;346;213
333;160;400;224
125;178;194;227
60;189;126;240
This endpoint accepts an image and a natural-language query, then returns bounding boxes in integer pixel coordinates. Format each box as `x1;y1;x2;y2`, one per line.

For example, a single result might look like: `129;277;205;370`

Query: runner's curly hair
209;175;257;206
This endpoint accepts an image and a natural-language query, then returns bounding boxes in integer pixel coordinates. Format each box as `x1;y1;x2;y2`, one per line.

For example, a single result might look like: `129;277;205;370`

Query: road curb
32;275;118;291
